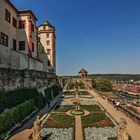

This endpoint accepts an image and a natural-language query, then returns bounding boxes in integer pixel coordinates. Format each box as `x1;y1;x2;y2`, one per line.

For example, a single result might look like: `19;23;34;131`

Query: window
47;49;51;55
0;32;8;47
32;42;34;52
19;41;25;50
13;39;17;50
12;17;17;28
5;9;11;23
48;60;50;66
31;22;34;32
46;41;50;45
43;26;46;30
19;20;25;29
46;33;49;38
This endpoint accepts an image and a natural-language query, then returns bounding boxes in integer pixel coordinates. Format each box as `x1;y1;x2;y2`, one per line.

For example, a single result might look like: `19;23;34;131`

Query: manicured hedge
44;86;62;102
0;99;35;134
0;89;45;113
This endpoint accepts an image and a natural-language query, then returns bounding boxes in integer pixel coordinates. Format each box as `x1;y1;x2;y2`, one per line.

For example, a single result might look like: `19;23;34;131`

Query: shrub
0;99;35;134
44;86;61;102
0;89;45;113
95;79;112;92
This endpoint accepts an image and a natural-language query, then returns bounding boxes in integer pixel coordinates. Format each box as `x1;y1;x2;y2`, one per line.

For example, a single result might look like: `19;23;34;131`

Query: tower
38;18;56;73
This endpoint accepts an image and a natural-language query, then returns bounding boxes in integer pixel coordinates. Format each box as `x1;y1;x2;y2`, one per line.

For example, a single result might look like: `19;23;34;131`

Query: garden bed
64;95;76;99
78;91;90;95
53;105;75;113
79;95;93;98
84;127;117;140
43;113;74;128
81;105;103;112
40;128;73;140
82;113;115;128
41;113;74;140
63;92;75;95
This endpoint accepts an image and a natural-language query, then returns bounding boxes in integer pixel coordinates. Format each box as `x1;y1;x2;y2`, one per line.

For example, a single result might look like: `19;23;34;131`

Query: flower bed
79;95;93;98
41;112;74;140
82;113;115;128
61;102;74;106
43;114;74;128
40;128;73;140
84;127;118;140
80;101;99;105
78;91;90;95
63;92;75;95
80;101;105;111
81;105;103;112
53;105;75;113
64;95;76;99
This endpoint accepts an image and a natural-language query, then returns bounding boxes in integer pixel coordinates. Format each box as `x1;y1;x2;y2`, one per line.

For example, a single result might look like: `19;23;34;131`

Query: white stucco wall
38;25;55;72
0;0;39;71
0;0;18;50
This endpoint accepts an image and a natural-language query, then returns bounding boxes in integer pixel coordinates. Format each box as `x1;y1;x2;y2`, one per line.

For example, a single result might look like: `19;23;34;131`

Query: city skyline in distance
11;0;140;75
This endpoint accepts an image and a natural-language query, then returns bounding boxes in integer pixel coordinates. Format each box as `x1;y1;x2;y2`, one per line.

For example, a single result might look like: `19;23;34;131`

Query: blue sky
11;0;140;75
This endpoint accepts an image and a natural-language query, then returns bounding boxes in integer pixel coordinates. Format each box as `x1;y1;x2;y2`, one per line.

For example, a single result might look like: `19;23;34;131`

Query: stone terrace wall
0;68;57;91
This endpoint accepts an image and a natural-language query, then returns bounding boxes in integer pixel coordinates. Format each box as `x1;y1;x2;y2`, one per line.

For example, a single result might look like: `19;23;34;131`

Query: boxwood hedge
0;99;35;134
0;89;45;113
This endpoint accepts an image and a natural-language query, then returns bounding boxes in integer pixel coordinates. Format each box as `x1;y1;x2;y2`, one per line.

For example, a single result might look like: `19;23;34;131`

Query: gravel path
75;116;83;140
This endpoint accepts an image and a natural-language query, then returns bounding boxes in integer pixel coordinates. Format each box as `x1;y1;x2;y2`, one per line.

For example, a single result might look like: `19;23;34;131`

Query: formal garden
40;96;118;140
63;90;94;99
67;80;86;90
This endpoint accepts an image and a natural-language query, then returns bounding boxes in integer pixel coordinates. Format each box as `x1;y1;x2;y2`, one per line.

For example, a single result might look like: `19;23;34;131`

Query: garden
40;107;75;140
40;99;117;140
63;90;94;99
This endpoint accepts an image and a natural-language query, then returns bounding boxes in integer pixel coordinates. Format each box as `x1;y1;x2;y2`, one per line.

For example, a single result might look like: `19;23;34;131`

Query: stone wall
0;68;58;91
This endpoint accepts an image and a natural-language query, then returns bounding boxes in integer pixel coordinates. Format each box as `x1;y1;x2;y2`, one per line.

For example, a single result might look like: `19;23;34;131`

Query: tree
95;79;112;92
92;79;97;88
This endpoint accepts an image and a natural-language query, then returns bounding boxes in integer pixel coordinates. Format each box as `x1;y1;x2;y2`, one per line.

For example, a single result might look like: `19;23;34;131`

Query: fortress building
0;0;56;73
38;20;56;73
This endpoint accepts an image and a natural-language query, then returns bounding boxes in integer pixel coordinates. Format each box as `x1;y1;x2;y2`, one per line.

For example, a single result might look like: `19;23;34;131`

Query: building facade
78;69;88;78
38;20;56;73
0;0;56;73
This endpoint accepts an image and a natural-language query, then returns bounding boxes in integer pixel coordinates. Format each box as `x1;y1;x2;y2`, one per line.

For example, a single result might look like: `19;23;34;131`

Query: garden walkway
90;89;140;140
75;116;83;140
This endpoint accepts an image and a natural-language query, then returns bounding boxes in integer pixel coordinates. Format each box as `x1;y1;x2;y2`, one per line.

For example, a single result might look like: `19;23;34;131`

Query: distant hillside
60;74;140;81
88;74;140;81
